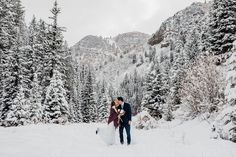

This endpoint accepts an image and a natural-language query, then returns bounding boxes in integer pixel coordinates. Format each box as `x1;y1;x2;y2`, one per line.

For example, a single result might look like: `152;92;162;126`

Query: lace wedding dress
97;121;116;145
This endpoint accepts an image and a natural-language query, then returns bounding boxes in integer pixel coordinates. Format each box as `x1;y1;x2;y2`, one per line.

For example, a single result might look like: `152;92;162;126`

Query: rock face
148;2;210;47
114;32;150;52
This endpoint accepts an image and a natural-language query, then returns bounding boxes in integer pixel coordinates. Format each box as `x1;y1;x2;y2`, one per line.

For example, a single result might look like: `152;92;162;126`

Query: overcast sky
21;0;203;46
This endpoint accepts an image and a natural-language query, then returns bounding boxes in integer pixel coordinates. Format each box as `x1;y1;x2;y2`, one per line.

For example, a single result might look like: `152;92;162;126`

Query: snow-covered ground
0;119;235;157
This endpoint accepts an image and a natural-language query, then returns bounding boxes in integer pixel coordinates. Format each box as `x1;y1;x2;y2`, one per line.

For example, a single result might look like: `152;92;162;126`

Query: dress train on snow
97;122;116;145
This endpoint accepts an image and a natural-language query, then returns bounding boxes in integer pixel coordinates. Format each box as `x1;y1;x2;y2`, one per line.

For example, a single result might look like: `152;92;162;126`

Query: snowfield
0;119;235;157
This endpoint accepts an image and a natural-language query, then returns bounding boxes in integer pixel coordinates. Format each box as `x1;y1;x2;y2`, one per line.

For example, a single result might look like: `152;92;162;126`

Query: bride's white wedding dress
97;122;116;145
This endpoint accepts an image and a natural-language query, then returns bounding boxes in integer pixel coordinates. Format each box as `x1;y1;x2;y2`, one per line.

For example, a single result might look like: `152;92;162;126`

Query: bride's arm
112;106;118;113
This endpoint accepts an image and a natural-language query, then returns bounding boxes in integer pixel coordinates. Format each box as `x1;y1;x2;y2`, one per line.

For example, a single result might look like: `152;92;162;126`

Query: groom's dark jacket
118;102;132;125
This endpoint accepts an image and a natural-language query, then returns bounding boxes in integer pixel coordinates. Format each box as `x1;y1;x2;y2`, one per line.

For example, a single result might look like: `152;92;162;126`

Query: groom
116;97;132;145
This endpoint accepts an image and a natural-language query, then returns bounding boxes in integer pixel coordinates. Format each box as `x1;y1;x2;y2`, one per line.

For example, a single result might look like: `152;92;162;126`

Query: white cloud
21;0;202;46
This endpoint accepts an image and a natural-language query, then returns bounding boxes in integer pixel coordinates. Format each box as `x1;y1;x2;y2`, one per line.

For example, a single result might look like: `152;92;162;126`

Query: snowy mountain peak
72;35;110;55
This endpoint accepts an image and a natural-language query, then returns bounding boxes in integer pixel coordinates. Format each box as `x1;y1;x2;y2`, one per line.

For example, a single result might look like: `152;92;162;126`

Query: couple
96;97;132;145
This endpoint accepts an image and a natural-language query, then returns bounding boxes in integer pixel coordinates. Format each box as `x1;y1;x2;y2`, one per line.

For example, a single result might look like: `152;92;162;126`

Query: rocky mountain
148;2;210;51
71;2;212;90
114;32;150;52
71;32;151;88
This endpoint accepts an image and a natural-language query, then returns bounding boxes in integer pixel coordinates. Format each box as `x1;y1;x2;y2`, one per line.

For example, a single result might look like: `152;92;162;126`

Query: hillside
71;32;151;89
71;2;211;89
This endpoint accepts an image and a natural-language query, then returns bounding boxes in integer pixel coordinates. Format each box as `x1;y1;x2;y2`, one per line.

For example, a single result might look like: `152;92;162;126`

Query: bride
96;101;120;145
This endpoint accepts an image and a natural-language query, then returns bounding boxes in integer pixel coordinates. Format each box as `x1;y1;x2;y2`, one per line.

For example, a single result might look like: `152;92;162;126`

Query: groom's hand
128;121;132;125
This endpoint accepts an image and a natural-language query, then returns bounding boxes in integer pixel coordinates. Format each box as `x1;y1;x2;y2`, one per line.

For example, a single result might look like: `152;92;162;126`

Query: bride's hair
110;101;116;107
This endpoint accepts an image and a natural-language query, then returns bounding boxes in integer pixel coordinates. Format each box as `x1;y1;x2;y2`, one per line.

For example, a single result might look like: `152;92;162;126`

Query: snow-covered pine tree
146;62;163;119
149;47;156;62
73;62;83;122
81;67;97;123
77;64;88;122
29;73;43;123
167;38;185;111
185;28;200;63
36;19;49;88
25;16;39;89
61;41;77;122
44;69;69;124
87;68;97;123
0;0;11;114
0;0;29;126
132;69;144;114
2;86;30;126
42;1;66;99
108;85;116;101
49;0;66;69
141;67;156;110
209;0;236;55
97;80;109;122
20;45;34;99
213;45;236;143
159;59;173;121
42;1;70;124
68;98;77;123
168;68;184;111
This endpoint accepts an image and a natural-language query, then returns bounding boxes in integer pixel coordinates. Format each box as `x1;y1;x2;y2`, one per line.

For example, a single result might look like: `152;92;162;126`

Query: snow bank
213;105;236;143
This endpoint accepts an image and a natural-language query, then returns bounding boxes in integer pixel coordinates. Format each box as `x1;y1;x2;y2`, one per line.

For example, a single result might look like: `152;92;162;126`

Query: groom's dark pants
119;124;131;145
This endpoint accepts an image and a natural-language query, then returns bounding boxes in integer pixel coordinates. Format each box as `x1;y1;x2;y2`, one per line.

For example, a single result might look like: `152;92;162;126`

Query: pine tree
48;0;65;71
132;69;144;114
64;52;81;123
62;41;75;109
209;0;236;54
160;59;173;121
4;86;30;126
185;29;200;63
73;62;83;122
97;81;109;122
42;1;70;124
168;47;185;110
44;69;69;124
141;70;156;109
68;98;77;123
108;85;116;101
144;62;163;119
27;16;39;84
42;1;65;102
81;67;97;123
29;73;43;123
37;19;49;87
0;0;11;114
0;0;28;126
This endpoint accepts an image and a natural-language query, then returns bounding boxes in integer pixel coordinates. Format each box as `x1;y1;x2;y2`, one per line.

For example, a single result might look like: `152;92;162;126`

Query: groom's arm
127;103;132;122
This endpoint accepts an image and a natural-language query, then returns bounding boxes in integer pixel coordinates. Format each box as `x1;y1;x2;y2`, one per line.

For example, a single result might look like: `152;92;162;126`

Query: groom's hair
117;97;124;102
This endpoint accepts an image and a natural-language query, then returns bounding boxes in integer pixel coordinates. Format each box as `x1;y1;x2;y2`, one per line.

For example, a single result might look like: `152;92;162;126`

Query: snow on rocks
132;111;158;130
213;47;236;143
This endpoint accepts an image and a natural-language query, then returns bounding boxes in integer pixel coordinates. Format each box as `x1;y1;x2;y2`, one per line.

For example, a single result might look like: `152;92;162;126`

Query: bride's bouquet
117;109;125;123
